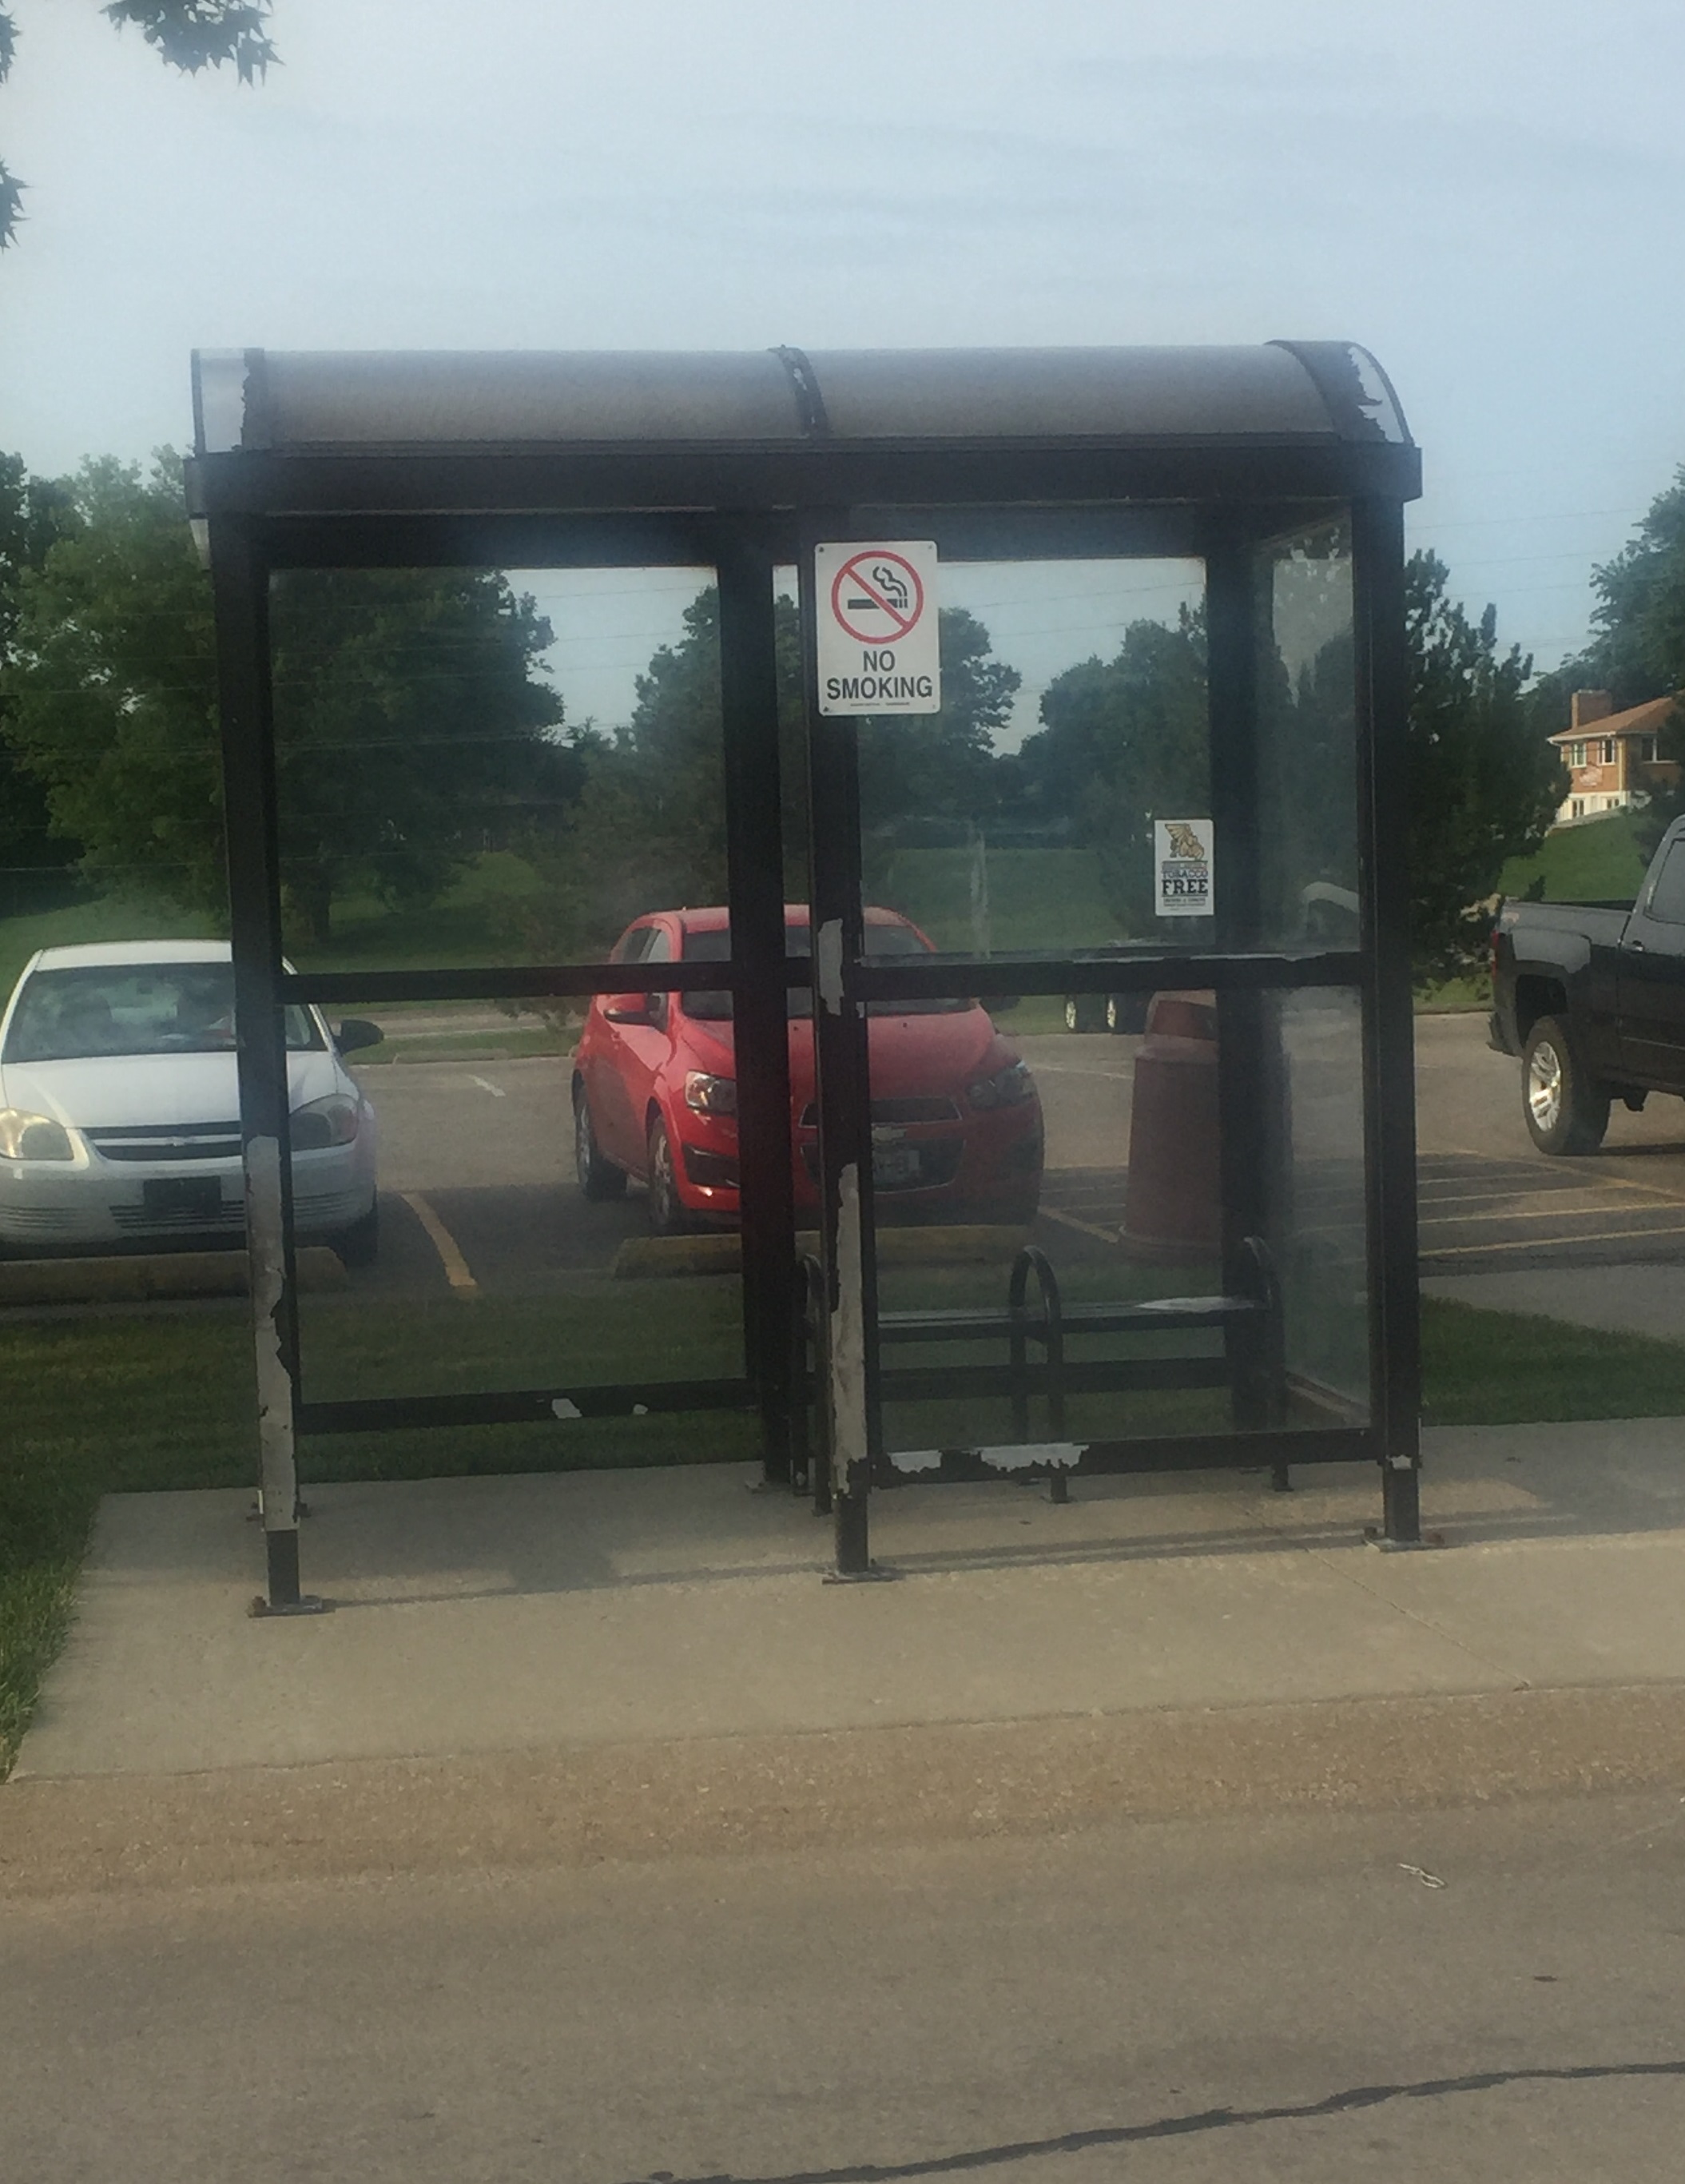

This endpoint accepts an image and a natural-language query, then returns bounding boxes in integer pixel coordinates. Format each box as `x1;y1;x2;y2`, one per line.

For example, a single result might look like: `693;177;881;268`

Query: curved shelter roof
194;343;1410;455
185;343;1418;525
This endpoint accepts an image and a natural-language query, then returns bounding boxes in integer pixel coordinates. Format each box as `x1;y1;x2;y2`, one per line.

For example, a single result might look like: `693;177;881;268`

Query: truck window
1647;844;1685;925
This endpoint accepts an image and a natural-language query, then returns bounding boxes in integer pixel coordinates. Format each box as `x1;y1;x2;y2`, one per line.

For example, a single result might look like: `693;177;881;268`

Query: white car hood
0;1048;345;1129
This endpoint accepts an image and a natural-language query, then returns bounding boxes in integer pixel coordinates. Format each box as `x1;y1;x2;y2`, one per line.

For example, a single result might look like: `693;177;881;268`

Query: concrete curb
0;1247;347;1307
6;1683;1684;1898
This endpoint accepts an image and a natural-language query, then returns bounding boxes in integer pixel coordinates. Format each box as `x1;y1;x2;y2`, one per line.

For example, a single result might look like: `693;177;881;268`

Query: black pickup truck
1491;815;1685;1154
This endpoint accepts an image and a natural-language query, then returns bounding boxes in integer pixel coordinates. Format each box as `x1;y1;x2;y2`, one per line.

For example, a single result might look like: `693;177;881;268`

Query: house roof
1550;694;1678;745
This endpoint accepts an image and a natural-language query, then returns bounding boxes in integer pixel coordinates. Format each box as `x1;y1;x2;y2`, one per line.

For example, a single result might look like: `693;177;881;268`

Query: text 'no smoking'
815;539;942;716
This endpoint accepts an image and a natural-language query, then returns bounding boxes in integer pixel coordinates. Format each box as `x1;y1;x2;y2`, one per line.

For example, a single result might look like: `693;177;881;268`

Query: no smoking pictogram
830;549;926;644
814;539;941;716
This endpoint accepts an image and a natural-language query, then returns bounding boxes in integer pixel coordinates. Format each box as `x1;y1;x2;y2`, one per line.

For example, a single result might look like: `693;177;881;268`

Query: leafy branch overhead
0;2;276;248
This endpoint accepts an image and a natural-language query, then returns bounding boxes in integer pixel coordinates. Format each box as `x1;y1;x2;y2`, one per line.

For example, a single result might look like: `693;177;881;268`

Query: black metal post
799;517;879;1576
1353;495;1423;1543
209;517;321;1613
717;529;798;1486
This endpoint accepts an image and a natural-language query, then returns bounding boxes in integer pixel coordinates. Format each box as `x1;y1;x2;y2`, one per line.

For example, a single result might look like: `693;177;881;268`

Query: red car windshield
679;924;967;1019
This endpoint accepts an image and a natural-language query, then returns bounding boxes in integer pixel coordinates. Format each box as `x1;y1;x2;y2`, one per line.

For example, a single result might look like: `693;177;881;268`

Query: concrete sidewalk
14;1418;1685;1771
8;1419;1685;1892
1425;1263;1685;1343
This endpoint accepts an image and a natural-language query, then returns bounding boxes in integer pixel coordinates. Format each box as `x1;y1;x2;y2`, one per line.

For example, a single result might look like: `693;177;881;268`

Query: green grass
1496;811;1651;905
358;1026;576;1064
0;893;222;1001
875;845;1121;954
1415;973;1491;1013
9;1284;1685;1771
281;851;550;973
1418;1295;1685;1425
0;853;555;1004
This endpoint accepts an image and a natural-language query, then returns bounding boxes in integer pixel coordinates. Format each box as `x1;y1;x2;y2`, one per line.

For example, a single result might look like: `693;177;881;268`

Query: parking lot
336;1011;1685;1301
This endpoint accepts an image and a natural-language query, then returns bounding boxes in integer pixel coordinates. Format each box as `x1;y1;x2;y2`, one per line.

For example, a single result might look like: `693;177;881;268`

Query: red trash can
1120;990;1221;1260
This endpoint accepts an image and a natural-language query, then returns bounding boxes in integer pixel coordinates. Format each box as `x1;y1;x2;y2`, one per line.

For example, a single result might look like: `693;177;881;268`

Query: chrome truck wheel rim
1528;1040;1564;1132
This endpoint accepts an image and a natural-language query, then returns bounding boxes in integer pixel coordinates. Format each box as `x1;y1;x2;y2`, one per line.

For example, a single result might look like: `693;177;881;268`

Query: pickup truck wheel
1523;1017;1610;1156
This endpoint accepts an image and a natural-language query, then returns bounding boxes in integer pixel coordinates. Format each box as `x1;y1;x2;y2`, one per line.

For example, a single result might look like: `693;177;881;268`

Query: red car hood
681;1007;1015;1111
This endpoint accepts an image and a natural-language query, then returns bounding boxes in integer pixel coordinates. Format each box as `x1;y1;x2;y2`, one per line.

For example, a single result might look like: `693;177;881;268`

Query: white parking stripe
468;1076;507;1099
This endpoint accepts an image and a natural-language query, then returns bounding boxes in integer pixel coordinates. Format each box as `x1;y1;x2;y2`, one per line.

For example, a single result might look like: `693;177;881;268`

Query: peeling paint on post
244;1132;315;1609
815;918;844;1016
829;1161;872;1573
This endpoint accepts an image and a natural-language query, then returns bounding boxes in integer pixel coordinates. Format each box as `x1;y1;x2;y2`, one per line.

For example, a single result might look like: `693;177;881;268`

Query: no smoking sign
815;540;941;716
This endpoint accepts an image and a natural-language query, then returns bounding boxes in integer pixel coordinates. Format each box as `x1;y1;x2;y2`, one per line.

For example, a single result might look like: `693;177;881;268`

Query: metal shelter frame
187;343;1425;1609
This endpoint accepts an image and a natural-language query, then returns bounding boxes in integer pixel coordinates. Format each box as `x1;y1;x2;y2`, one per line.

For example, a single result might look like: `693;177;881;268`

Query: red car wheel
646;1115;690;1235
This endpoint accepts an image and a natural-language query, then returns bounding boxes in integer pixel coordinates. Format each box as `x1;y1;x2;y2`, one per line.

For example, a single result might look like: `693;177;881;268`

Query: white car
0;941;380;1262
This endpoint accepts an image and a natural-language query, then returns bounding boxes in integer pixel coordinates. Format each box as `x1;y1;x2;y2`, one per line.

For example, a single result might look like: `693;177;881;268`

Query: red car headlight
967;1060;1035;1110
683;1071;737;1117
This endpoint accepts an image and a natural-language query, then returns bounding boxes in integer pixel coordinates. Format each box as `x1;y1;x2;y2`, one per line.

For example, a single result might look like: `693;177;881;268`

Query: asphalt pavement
340;1015;1685;1304
6;1794;1685;2183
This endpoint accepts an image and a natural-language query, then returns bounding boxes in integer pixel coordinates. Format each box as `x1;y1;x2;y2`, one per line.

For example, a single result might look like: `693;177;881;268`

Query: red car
573;906;1043;1231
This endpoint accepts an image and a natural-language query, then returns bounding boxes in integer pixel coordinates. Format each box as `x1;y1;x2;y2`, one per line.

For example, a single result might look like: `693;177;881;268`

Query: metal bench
793;1236;1287;1507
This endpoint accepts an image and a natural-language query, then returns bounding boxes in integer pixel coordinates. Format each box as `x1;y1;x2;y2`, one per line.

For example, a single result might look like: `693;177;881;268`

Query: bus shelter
187;343;1423;1609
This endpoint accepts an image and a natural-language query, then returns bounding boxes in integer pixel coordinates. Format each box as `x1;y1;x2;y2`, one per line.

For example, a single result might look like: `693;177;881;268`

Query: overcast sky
3;0;1682;734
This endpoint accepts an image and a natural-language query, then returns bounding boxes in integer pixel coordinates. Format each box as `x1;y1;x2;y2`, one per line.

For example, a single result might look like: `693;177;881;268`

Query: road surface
6;1790;1685;2182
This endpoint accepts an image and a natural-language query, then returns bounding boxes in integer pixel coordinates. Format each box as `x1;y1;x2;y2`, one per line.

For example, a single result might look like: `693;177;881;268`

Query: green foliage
1584;468;1685;704
859;605;1021;844
0;2;276;247
102;1;277;81
1556;470;1685;853
1017;608;1210;935
0;455;571;945
510;587;1020;959
0;454;81;906
1405;550;1564;983
1;455;224;913
268;565;569;944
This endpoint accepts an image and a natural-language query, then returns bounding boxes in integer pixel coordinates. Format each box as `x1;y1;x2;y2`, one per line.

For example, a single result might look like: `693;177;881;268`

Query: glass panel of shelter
821;529;1371;1478
265;561;773;1471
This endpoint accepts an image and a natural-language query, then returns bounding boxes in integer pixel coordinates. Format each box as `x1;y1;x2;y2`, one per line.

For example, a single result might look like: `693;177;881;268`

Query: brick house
1550;689;1681;824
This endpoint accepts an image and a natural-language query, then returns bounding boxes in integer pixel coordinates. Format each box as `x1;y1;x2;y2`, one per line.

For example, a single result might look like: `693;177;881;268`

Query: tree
0;452;81;910
1405;549;1563;981
1;3;276;247
519;588;1022;958
857;607;1021;847
1536;470;1685;851
1013;560;1559;978
1583;469;1685;709
1017;608;1210;933
0;452;571;943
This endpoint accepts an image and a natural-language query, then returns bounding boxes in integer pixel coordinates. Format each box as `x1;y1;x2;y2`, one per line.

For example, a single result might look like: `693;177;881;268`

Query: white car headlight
288;1094;360;1151
0;1108;76;1161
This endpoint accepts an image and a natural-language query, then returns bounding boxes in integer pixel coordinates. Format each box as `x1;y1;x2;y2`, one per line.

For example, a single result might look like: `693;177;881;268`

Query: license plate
142;1177;224;1219
872;1146;922;1187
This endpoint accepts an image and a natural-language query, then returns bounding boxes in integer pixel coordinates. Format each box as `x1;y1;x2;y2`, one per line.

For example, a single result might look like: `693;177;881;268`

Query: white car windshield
2;965;322;1064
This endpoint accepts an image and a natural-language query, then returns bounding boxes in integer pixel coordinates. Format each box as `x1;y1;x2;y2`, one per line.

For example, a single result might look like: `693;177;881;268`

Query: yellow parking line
1427;1219;1685;1259
401;1191;479;1293
1039;1205;1119;1244
1417;1187;1615;1211
1419;1197;1685;1227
